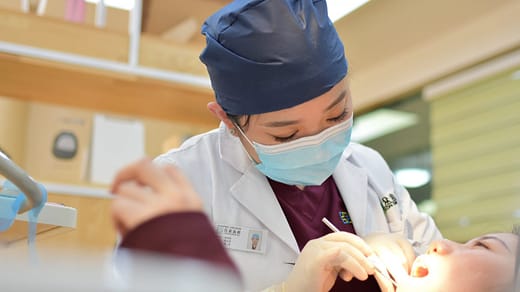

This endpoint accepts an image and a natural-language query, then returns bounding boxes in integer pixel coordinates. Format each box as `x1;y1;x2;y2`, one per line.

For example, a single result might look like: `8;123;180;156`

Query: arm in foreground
111;158;239;275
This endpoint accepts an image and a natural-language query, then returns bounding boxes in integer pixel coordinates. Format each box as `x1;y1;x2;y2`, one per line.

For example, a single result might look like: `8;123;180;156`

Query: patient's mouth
411;256;429;278
412;266;429;278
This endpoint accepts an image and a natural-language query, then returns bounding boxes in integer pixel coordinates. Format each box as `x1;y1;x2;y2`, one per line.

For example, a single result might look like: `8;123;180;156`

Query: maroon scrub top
269;176;381;292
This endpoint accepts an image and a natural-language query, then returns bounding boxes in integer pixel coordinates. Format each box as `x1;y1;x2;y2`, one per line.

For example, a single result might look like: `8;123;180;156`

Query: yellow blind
430;67;520;241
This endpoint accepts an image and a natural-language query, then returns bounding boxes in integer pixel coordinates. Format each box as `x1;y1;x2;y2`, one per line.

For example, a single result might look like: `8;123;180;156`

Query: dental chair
0;150;76;246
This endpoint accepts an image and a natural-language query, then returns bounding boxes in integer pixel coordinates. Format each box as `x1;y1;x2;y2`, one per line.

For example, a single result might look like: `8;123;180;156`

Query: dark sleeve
120;212;239;276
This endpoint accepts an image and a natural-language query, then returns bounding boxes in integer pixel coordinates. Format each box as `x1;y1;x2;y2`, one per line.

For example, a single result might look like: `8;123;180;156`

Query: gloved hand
364;233;416;291
281;232;376;292
110;158;203;237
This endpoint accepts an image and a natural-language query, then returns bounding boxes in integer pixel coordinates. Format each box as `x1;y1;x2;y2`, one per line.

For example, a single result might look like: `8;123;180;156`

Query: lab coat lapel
230;166;300;254
333;153;369;236
219;124;299;253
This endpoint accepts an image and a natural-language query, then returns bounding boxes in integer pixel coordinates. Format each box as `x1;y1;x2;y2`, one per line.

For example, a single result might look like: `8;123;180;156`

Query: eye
273;132;297;142
473;241;489;249
327;110;348;123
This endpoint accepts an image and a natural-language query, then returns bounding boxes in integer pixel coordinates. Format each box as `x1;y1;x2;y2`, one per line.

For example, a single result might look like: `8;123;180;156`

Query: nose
427;239;455;255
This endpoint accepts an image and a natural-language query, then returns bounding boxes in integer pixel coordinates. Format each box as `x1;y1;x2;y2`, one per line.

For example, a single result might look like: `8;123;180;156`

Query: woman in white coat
154;0;442;291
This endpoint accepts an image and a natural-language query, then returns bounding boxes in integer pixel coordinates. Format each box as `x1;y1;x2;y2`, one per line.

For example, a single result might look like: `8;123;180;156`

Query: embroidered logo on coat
339;211;352;224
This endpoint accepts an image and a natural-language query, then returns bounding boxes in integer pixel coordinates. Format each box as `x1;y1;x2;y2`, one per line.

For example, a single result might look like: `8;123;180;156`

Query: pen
321;217;398;287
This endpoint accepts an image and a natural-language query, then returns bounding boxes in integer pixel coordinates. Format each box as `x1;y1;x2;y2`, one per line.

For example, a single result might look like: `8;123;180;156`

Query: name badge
215;224;268;254
380;192;403;232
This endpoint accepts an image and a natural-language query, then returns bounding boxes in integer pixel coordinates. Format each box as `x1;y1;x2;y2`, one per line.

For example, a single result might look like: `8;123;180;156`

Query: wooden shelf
0;52;217;126
0;9;217;127
0;9;129;62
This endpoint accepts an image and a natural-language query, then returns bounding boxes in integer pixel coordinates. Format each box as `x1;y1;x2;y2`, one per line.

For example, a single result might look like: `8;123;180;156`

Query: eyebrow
325;90;347;111
479;236;511;252
261;90;347;128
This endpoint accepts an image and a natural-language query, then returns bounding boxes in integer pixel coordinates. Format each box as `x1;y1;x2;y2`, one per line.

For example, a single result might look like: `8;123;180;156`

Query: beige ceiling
142;0;510;72
142;0;229;45
335;0;512;73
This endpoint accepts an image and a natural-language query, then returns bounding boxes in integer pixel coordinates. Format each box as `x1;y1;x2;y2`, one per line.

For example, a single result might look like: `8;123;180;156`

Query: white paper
89;114;145;185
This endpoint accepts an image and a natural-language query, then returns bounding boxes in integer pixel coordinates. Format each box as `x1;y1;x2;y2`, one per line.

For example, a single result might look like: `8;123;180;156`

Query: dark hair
227;114;251;131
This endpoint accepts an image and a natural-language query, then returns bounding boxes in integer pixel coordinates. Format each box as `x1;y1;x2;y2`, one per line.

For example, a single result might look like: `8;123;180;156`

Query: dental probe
321;217;398;287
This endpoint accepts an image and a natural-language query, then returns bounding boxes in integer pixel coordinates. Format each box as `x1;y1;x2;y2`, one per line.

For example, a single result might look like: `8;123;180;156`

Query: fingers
314;236;376;281
111;195;145;236
339;269;353;282
110;158;150;193
382;258;409;284
322;232;375;257
288;233;383;292
364;233;416;279
397;238;416;273
378;243;415;279
382;235;415;272
163;164;188;184
335;250;370;280
373;271;396;292
111;158;173;194
115;181;152;203
109;159;205;239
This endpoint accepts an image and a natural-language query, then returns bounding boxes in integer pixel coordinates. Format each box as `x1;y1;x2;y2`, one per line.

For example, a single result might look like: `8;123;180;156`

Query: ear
207;102;235;130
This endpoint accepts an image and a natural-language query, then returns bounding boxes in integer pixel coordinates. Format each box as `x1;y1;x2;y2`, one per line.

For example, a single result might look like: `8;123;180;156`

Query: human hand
284;232;376;292
110;158;203;237
367;255;397;292
364;233;416;289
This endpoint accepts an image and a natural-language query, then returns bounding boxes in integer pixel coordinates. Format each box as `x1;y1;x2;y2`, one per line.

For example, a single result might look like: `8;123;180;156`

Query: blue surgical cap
200;0;348;115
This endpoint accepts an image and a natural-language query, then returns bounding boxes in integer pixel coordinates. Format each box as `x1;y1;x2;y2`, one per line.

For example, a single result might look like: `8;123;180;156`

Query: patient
110;159;519;292
387;231;518;292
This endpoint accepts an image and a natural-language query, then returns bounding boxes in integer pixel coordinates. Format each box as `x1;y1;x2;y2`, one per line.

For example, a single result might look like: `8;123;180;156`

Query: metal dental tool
321;217;398;287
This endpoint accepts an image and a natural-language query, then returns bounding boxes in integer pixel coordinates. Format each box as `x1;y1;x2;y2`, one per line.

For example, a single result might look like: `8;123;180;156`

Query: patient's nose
427;239;454;255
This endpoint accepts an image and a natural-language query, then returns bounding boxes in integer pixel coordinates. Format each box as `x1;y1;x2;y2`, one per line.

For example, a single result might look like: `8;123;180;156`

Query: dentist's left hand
364;233;416;290
110;158;203;237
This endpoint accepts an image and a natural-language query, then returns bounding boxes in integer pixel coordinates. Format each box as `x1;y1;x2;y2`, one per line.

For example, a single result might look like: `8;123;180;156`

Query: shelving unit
0;3;221;250
0;6;216;127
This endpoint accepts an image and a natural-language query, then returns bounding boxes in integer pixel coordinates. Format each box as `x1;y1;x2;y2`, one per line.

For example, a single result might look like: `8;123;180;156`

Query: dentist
151;0;441;290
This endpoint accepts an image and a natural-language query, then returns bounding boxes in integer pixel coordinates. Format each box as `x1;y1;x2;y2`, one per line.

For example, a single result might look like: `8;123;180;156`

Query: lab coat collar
218;122;252;173
333;149;369;236
218;122;300;253
230;165;300;254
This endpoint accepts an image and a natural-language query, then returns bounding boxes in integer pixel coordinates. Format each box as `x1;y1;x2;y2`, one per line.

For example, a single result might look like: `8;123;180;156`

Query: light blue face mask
235;117;353;186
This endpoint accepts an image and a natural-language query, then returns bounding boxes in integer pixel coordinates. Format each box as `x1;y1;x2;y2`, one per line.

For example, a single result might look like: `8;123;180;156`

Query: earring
229;128;237;136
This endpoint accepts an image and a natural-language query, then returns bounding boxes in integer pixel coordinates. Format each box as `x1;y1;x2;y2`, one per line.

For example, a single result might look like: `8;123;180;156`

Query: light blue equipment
0;150;47;244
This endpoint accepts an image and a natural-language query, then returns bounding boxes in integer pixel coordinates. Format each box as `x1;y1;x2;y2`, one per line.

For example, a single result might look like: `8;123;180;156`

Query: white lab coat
155;123;441;291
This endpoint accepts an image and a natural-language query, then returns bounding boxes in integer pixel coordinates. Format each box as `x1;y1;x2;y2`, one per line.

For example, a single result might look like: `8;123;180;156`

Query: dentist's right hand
267;232;376;292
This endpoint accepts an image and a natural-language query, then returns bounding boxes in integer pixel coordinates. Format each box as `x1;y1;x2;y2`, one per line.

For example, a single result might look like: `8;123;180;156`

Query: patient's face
397;233;517;292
